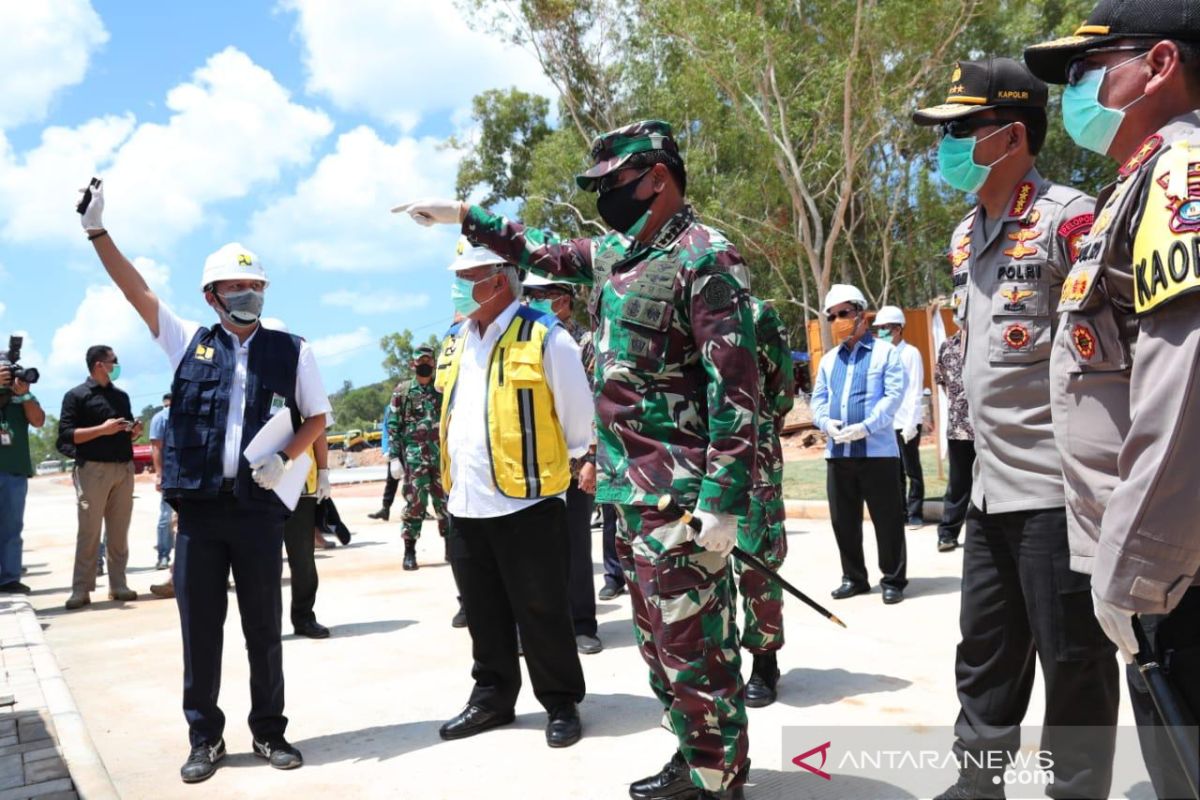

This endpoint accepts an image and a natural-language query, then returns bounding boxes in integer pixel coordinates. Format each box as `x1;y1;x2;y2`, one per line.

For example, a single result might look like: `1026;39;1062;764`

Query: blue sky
0;0;554;417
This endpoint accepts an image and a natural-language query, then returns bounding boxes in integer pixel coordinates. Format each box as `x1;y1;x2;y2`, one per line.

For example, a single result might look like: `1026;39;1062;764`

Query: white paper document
243;410;310;512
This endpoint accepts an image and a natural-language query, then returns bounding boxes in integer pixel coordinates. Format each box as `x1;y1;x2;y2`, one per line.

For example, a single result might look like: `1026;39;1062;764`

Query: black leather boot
629;751;692;799
744;652;780;707
403;540;418;571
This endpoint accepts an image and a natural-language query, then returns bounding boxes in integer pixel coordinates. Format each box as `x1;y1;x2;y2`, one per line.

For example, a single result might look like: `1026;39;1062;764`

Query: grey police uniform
951;168;1095;511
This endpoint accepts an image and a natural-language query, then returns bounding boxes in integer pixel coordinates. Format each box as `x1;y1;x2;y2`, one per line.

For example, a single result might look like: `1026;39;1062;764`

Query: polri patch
1059;213;1094;263
1071;323;1098;361
1003;323;1031;350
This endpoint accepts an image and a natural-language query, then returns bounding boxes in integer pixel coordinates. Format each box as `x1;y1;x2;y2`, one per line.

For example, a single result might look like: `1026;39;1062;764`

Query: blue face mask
937;124;1013;194
876;329;893;343
526;298;555;316
451;276;491;317
108;363;121;382
1062;54;1148;156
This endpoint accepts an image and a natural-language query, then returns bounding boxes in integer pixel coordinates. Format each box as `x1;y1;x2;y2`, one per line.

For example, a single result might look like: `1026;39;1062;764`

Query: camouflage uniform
462;120;758;794
735;299;794;655
387;377;448;542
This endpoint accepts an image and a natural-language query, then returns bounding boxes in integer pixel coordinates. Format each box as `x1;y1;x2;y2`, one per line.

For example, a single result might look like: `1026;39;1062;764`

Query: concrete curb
11;600;118;800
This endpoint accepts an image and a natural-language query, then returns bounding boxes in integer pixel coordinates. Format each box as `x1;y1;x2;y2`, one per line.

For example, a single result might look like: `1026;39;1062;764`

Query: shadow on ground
747;767;917;800
775;667;911;708
290;619;415;640
900;575;961;599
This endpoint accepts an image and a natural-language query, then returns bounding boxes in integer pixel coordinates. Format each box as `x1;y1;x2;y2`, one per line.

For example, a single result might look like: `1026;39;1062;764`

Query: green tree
28;414;59;467
455;88;554;206
380;330;416;382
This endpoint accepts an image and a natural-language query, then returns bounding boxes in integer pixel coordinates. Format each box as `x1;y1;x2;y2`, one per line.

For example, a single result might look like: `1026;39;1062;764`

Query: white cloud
280;0;555;130
0;0;108;129
0;302;5;321
321;290;430;314
248;125;462;272
310;326;374;367
0;48;333;252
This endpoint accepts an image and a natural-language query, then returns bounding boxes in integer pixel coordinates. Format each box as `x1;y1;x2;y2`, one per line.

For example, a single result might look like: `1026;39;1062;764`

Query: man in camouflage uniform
932;329;974;552
914;57;1118;799
737;298;793;709
1027;4;1200;795
395;119;758;800
386;345;448;571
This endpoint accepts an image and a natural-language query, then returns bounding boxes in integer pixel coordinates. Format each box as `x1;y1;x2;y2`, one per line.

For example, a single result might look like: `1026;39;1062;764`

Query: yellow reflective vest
435;307;570;499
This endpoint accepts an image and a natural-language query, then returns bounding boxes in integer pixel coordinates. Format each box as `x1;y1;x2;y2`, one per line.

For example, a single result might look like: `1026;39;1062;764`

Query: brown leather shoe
108;587;138;602
64;593;91;610
150;581;175;599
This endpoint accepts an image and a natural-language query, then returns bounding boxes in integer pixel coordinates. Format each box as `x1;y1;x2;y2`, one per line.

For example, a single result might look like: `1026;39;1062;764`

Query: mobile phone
76;177;101;215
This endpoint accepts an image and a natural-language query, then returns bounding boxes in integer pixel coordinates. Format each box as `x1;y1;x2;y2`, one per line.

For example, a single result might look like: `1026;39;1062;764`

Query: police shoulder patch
1058;213;1094;264
700;277;735;310
1133;142;1200;314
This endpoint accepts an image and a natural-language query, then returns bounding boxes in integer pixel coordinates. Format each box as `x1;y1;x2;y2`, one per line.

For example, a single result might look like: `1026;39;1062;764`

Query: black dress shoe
403;541;418;571
599;582;626;600
294;620;330;639
0;581;31;595
630;751;693;799
831;580;870;600
546;704;582;748
937;537;959;552
882;586;904;605
744;653;780;708
368;507;390;521
252;737;303;769
180;738;225;783
439;704;515;741
451;601;467;628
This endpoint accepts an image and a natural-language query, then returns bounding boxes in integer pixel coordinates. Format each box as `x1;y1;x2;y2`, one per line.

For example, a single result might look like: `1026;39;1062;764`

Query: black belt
219;479;235;493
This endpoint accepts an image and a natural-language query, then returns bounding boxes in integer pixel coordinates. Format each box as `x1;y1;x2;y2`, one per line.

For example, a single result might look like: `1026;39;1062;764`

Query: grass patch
782;445;949;501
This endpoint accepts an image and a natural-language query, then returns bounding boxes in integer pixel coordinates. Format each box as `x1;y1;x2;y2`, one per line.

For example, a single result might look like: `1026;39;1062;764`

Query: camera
0;336;40;393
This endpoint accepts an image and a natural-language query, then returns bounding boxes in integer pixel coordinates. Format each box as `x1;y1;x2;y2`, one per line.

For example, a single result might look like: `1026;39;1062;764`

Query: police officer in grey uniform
1026;3;1200;795
914;57;1120;799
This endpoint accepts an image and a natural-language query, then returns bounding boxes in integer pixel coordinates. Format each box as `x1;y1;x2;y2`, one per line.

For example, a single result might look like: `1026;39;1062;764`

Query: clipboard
243;410;311;512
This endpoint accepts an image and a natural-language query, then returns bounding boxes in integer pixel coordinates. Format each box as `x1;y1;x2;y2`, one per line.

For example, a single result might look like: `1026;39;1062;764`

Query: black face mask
596;169;655;234
414;363;434;378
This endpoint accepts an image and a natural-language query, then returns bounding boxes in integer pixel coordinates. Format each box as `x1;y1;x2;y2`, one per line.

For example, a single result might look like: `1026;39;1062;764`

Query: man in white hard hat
873;305;926;528
432;238;593;749
76;179;331;783
810;285;909;604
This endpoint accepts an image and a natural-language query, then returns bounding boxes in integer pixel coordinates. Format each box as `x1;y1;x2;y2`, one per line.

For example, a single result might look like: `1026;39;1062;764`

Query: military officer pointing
913;58;1119;799
387;344;448;571
1026;2;1200;795
395;120;758;800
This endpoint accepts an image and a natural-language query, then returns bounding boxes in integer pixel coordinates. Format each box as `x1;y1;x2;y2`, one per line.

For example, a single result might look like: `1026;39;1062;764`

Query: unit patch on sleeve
1133;144;1200;315
1058;214;1094;264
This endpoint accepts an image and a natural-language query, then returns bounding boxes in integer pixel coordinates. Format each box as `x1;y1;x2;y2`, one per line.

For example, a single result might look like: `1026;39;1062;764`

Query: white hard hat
823;284;868;314
523;272;573;290
260;317;288;333
447;236;509;272
874;305;906;327
200;242;268;290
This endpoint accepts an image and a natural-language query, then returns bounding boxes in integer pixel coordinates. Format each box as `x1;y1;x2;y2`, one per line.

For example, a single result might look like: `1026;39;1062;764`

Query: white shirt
446;300;593;519
154;303;332;478
892;339;924;430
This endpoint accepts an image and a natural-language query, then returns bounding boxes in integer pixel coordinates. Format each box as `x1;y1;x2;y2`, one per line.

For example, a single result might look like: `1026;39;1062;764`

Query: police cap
914;57;1049;125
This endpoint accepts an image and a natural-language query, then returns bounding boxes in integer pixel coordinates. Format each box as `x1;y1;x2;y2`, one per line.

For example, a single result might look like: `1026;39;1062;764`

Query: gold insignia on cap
456;239;466;256
951;65;962;82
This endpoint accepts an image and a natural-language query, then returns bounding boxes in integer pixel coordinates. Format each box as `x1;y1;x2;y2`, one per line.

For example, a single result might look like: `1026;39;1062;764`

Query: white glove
391;198;464;227
824;419;844;439
1092;589;1139;664
77;178;104;231
316;468;331;502
389;458;402;480
833;423;868;443
902;424;919;443
690;509;737;557
250;452;291;491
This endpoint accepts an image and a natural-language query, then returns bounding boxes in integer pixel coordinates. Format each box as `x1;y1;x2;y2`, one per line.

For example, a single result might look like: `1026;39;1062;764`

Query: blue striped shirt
811;333;905;459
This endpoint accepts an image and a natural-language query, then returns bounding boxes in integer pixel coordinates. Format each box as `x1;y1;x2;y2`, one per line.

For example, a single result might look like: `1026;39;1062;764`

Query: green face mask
527;298;555;316
108;363;121;381
876;329;893;343
937;124;1013;194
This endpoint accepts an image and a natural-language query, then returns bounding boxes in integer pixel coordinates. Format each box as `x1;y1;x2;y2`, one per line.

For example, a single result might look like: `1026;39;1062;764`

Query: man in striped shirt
810;284;909;605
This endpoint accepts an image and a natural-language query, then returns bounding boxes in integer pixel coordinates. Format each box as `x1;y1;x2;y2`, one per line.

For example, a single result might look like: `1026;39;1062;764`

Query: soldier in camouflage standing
386;345;448;571
395;119;758;800
737;298;793;708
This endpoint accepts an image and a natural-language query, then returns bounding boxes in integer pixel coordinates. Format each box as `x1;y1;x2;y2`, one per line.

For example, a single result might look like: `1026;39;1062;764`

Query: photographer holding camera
0;341;45;594
56;345;141;609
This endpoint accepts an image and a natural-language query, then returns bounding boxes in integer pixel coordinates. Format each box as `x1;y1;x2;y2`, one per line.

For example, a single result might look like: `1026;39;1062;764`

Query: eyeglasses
1066;46;1149;86
938;117;1020;139
825;308;859;323
596;168;651;195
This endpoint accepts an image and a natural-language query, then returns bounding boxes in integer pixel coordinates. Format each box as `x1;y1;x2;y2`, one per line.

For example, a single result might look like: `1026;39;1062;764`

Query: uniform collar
842;331;875;353
647;205;696;249
84;376;110;391
217;321;259;349
471;298;522;339
1000;168;1046;224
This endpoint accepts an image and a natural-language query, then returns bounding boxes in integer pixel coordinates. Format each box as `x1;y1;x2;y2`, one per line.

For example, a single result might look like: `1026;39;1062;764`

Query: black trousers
953;504;1119;796
600;504;623;589
450;499;585;714
897;426;925;522
381;471;399;509
566;482;597;637
282;496;319;628
827;457;907;589
938;439;975;542
175;495;287;748
1128;586;1200;800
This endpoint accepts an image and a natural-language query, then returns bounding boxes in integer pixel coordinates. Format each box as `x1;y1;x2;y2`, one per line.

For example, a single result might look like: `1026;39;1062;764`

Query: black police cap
913;57;1048;126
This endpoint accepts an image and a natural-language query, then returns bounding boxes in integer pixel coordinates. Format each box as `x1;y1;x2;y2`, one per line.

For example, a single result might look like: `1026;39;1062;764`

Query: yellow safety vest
436;308;570;499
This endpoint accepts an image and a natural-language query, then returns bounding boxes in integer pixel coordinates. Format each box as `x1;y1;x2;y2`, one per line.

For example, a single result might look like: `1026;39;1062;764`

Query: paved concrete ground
18;475;1140;799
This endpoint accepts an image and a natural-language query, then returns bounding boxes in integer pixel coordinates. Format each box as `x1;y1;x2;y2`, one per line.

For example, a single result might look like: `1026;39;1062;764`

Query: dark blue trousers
174;495;287;747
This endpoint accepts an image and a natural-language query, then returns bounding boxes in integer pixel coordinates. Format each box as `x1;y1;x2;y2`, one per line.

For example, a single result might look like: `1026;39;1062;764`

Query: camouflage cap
575;120;679;192
413;345;435;359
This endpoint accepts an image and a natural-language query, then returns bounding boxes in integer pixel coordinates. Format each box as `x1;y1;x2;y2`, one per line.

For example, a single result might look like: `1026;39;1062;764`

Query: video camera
0;336;39;393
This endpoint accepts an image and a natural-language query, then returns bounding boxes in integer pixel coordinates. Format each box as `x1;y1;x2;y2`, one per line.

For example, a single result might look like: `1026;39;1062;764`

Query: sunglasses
1066;46;1150;86
938;117;1020;140
825;308;859;323
596;168;651;195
